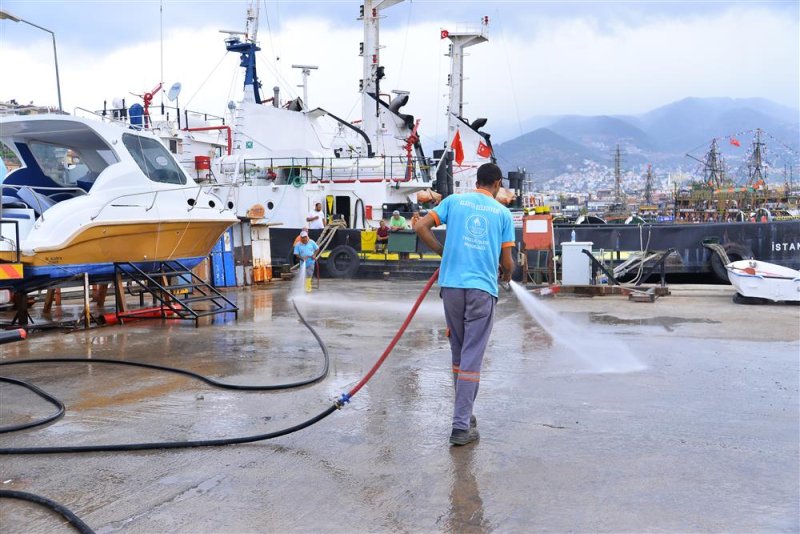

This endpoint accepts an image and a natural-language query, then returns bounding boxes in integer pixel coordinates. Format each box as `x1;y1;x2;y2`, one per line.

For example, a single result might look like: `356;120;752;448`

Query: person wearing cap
293;226;310;246
293;230;319;292
389;210;407;232
415;162;515;446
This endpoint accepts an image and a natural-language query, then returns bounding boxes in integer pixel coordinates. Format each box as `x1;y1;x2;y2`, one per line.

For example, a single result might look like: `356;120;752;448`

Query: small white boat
726;259;800;303
0;114;238;290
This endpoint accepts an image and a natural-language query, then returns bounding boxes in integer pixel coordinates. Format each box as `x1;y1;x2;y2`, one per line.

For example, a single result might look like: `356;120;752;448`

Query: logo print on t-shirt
466;214;488;238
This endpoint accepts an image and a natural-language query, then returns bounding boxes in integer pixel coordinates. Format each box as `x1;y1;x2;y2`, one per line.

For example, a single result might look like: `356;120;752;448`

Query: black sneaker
449;427;480;446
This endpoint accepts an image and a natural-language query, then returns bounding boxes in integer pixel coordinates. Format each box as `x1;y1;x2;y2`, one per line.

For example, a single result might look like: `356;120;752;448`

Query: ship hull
265;220;800;281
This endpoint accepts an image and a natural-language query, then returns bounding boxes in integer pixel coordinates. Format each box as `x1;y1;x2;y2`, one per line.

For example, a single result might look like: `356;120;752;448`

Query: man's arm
306;214;318;222
414;214;443;256
499;247;515;282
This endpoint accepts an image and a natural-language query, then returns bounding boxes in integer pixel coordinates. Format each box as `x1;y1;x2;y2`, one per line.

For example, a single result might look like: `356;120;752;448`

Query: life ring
325;245;360;278
710;242;754;282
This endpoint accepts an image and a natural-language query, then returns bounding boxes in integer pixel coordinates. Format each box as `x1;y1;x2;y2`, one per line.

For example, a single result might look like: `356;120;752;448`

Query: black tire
326;245;360;278
711;243;754;283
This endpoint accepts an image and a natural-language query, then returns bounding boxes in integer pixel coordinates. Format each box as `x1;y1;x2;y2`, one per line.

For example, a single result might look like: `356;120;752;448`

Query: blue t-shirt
293;240;319;270
431;190;515;297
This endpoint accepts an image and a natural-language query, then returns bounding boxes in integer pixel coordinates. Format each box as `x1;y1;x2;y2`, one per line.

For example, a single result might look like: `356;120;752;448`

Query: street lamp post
0;9;63;112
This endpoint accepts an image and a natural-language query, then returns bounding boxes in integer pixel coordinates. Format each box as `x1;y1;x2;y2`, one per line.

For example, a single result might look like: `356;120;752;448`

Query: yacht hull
0;220;231;288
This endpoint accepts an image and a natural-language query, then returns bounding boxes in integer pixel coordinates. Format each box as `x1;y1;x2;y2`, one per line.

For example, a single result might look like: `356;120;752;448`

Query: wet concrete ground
1;280;798;533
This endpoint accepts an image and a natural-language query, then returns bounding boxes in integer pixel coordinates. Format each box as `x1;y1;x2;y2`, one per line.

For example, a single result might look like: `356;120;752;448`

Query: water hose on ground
0;300;329;435
0;490;94;534
0;269;439;455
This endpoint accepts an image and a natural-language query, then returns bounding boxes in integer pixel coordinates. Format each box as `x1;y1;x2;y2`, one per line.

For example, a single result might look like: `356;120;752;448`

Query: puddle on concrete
588;313;719;332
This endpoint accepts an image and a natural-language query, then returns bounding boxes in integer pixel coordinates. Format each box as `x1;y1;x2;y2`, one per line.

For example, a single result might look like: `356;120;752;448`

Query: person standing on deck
415;163;515;446
307;202;325;230
389;210;408;231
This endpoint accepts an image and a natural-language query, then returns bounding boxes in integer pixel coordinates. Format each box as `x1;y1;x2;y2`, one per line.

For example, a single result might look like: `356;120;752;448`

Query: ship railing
73;106;226;132
224;156;431;186
0;184;88;222
448;21;490;38
89;183;235;221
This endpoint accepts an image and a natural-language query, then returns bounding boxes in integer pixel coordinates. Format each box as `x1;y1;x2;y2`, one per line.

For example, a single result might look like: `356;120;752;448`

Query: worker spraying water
415;163;515;446
293;231;318;293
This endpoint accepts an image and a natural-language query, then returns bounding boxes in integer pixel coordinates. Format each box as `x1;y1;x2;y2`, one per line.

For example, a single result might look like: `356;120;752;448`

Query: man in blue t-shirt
415;163;515;446
293;231;319;292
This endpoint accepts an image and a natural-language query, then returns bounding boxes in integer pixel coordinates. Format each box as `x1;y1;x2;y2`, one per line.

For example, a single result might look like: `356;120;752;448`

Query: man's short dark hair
476;163;503;186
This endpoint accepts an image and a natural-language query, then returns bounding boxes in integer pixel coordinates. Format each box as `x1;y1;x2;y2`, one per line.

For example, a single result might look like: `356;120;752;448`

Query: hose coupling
335;393;351;409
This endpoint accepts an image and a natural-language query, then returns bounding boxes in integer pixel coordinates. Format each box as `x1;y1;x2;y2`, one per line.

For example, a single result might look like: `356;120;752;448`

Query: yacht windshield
27;141;115;188
122;133;187;185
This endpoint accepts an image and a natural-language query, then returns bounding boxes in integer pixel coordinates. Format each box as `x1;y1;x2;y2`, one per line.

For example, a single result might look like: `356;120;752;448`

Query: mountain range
493;97;800;187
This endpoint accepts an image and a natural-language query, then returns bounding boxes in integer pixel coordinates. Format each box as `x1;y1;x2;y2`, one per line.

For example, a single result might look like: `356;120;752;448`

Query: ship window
122;133;187;185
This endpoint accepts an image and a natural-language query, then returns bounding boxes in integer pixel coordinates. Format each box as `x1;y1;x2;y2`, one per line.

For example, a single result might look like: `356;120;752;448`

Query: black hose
0;376;65;434
0;405;339;455
0;298;336;454
353;197;365;229
0;490;95;534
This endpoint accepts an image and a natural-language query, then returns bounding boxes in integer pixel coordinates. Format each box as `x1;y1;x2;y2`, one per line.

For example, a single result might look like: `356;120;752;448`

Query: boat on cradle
726;259;800;303
0;114;238;291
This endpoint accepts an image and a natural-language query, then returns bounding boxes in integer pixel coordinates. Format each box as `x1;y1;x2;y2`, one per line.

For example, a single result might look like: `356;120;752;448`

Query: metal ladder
113;260;238;327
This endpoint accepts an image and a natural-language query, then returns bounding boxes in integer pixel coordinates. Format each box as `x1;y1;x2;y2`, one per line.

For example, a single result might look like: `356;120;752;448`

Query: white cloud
2;5;796;146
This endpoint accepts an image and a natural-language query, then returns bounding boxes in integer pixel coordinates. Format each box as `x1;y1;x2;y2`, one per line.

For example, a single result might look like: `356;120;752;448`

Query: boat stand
582;248;674;287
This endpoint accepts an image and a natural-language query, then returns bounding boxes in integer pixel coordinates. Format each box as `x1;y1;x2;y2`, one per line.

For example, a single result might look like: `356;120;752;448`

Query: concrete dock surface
1;280;798;533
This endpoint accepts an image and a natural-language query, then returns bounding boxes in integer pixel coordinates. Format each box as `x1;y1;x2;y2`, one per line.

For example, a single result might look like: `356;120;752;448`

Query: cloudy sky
1;0;797;145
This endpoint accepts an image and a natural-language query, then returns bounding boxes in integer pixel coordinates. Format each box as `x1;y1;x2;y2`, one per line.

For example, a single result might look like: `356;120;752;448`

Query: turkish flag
729;137;741;147
477;140;492;158
440;29;449;39
451;130;464;166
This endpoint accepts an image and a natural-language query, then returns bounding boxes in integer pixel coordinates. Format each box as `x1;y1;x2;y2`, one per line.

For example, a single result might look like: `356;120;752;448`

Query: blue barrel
210;228;237;287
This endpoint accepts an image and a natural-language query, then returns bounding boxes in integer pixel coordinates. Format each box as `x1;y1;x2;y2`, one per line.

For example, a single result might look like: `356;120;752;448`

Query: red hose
344;268;439;401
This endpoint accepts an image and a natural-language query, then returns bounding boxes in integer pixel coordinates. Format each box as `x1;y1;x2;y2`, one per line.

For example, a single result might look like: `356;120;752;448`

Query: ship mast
359;0;403;154
612;144;625;210
685;137;727;191
746;128;767;189
222;2;263;104
446;18;488;125
644;164;654;205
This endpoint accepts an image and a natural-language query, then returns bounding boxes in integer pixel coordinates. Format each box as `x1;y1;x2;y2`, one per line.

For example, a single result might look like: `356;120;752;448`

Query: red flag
440;29;449;39
729;137;741;147
477;140;492;158
451;130;464;166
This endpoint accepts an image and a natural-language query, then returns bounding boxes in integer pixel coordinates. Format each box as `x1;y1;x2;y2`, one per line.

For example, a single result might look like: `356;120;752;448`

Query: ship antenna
221;0;263;104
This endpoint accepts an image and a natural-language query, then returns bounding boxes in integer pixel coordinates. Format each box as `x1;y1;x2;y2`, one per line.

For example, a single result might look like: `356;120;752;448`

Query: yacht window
28;141;111;187
1;141;21;170
122;133;187;185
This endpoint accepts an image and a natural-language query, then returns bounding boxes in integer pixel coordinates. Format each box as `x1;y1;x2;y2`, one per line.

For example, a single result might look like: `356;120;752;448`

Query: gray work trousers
441;287;497;431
